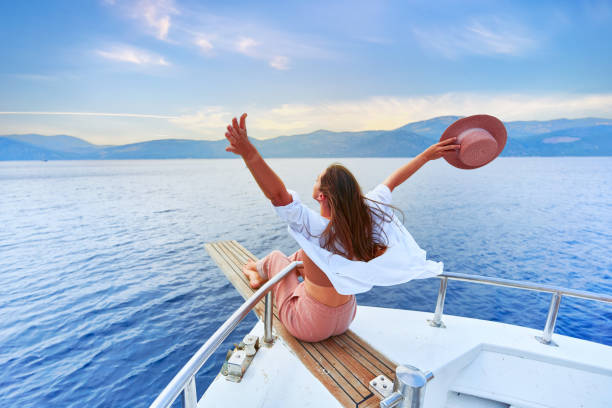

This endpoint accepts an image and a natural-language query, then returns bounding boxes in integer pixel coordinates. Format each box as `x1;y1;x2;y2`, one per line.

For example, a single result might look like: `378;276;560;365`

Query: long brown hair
318;163;395;261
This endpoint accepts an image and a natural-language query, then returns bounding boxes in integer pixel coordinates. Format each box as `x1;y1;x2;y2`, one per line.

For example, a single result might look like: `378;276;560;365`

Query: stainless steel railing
428;271;612;345
149;261;302;408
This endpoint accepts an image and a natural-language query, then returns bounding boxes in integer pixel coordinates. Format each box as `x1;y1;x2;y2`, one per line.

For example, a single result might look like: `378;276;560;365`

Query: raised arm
383;137;460;192
225;113;292;206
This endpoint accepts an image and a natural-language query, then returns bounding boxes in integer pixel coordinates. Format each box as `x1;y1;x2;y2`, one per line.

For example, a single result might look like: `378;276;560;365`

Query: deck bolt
373;381;377;386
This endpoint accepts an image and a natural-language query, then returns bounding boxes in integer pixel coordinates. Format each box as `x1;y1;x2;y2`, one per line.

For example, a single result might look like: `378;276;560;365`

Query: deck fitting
369;374;393;398
221;334;261;382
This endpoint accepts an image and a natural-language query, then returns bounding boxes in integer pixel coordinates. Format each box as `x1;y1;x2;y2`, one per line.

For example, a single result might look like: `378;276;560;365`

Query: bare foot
242;260;266;289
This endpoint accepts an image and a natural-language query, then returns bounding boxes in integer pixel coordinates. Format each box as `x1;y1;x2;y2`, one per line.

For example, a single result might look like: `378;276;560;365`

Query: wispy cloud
97;45;169;66
10;73;57;81
466;21;534;55
106;0;334;70
169;106;231;132
110;0;178;40
414;17;536;59
269;56;290;70
235;37;259;55
194;36;213;53
140;0;177;40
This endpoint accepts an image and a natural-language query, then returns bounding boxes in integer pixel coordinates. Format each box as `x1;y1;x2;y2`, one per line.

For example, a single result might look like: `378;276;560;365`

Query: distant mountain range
1;116;611;160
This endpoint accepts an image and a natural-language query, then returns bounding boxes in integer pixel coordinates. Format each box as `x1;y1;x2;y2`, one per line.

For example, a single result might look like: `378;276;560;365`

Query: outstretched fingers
439;137;457;145
232;118;247;139
441;144;461;151
231;125;245;144
438;137;460;151
224;133;236;153
226;127;237;145
223;114;252;157
232;117;241;135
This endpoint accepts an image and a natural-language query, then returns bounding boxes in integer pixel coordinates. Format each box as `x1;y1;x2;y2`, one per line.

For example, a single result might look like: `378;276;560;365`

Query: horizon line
2;114;612;147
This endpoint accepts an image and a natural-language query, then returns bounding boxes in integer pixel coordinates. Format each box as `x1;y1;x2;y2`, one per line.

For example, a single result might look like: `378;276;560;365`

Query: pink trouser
256;250;357;342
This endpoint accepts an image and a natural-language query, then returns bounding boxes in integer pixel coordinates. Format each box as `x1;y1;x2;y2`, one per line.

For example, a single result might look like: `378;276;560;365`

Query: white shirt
274;184;444;295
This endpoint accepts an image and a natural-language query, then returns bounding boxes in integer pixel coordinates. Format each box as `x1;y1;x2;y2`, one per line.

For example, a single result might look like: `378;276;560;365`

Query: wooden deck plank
215;241;284;319
323;337;377;382
204;243;267;318
333;335;393;379
205;240;397;408
312;342;373;400
300;341;365;403
205;243;253;297
332;335;381;375
230;240;259;262
215;242;254;288
205;243;255;300
222;241;250;263
344;331;397;373
359;395;384;408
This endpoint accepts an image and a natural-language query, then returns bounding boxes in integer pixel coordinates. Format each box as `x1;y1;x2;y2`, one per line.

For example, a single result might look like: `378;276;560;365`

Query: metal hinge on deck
221;334;260;382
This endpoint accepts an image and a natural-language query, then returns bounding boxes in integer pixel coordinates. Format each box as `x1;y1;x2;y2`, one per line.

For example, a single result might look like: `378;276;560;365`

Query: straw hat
439;114;507;169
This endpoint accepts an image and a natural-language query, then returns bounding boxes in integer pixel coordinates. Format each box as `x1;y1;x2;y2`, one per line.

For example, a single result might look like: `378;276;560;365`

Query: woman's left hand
225;113;257;160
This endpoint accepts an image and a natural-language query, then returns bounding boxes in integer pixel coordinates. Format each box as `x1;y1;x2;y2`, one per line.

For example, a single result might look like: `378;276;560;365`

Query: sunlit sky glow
1;0;612;144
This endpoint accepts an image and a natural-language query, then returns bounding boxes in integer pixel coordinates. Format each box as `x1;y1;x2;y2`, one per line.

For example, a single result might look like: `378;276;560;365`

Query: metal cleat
221;334;260;382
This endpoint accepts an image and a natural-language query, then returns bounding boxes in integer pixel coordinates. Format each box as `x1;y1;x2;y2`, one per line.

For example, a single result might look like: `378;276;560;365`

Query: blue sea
1;157;611;407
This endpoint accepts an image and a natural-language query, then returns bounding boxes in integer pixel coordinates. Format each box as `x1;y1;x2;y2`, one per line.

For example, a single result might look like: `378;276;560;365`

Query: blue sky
1;0;611;144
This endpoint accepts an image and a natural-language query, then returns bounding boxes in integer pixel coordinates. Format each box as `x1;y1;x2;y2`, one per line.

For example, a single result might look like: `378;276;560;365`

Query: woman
224;113;459;342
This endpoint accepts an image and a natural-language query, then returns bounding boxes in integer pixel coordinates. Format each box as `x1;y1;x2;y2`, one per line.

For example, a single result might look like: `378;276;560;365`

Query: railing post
428;277;448;328
263;291;274;345
536;291;562;346
181;376;197;408
380;365;434;408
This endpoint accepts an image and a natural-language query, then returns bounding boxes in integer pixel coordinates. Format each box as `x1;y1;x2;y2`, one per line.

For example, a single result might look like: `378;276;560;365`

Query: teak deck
205;240;397;408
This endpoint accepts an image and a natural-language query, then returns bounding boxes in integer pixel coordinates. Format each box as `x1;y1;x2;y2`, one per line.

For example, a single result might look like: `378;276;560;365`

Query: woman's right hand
225;113;257;160
223;113;292;206
421;137;460;161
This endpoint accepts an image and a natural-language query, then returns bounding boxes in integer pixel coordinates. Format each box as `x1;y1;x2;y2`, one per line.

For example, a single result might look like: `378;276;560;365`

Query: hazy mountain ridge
4;134;98;151
0;137;74;160
2;117;611;160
